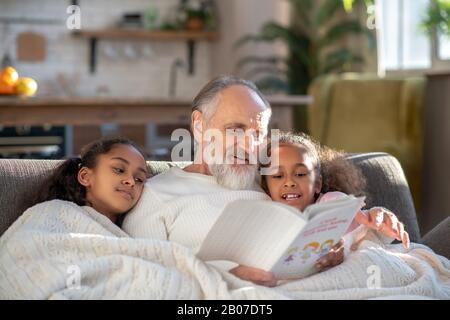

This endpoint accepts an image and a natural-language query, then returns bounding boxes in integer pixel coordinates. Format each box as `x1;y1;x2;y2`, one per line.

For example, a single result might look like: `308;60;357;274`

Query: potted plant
422;0;450;38
236;0;375;96
178;0;217;31
235;0;375;131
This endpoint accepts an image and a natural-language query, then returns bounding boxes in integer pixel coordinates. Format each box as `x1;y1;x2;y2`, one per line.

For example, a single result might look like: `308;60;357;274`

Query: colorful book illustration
197;195;365;280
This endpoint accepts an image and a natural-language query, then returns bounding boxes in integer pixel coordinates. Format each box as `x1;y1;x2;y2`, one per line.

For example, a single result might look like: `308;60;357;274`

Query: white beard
209;163;257;190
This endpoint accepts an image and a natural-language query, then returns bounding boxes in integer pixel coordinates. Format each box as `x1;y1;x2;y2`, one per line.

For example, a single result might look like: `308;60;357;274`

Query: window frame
377;0;450;76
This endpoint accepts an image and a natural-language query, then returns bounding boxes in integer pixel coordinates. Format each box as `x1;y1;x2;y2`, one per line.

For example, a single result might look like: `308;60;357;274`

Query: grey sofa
0;152;449;258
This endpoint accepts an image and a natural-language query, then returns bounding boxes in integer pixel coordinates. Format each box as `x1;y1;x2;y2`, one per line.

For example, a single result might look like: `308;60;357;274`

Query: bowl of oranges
0;66;38;97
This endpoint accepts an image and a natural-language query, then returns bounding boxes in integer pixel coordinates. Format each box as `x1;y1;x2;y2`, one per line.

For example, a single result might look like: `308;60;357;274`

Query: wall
0;0;212;99
0;0;287;158
210;0;289;78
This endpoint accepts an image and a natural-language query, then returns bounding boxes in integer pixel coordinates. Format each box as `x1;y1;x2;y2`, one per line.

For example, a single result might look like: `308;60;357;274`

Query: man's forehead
213;86;270;128
220;110;270;130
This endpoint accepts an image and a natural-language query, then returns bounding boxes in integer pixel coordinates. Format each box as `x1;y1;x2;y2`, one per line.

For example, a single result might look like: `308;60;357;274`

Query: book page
197;199;308;270
271;196;364;280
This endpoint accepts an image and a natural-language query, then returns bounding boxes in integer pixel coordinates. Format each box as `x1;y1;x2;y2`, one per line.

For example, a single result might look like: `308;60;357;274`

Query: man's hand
229;265;277;287
315;238;345;271
355;207;410;249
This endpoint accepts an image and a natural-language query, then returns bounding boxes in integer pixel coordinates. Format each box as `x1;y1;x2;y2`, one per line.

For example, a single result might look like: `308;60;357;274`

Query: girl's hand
230;265;277;287
355;207;410;249
315;238;345;271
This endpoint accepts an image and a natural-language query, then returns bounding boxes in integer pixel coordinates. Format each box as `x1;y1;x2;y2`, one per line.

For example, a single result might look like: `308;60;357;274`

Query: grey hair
192;75;272;122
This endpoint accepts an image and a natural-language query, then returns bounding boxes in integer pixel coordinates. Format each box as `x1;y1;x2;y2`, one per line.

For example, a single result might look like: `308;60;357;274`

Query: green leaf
315;0;344;25
257;23;314;68
342;0;355;12
318;19;366;48
260;22;296;41
289;0;313;28
321;48;364;74
254;76;290;94
363;0;375;8
421;0;450;37
235;22;304;49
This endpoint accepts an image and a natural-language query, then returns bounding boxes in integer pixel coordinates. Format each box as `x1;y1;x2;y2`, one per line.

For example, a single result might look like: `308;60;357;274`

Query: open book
197;195;365;280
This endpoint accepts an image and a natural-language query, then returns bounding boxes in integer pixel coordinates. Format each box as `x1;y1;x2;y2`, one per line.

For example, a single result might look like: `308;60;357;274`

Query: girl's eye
134;177;144;184
271;174;282;179
113;167;124;174
295;172;309;177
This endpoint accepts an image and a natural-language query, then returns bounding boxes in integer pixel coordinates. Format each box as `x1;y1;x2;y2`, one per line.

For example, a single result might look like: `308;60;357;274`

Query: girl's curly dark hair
260;131;366;198
319;144;366;197
33;137;147;207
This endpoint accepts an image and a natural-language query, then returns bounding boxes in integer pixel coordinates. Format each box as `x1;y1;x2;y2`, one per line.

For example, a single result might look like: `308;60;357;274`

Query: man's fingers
403;230;410;249
397;221;405;242
368;208;384;229
379;214;400;239
385;212;399;234
355;211;369;225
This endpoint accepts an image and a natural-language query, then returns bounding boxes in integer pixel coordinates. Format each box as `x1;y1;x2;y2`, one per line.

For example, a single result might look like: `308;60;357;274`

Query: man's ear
191;110;204;143
77;167;92;187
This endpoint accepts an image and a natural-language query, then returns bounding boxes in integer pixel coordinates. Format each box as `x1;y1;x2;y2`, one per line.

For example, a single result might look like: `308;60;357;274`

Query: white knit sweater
122;167;271;253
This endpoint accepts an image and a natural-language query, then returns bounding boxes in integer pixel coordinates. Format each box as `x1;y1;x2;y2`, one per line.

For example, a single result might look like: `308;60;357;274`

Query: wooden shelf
73;29;219;41
73;29;219;74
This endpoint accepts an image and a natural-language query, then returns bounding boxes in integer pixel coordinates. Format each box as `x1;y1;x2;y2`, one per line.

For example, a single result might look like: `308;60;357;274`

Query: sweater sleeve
122;185;169;240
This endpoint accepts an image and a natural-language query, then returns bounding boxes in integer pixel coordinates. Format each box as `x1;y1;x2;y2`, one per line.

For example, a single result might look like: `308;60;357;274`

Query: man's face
197;85;271;189
204;85;270;165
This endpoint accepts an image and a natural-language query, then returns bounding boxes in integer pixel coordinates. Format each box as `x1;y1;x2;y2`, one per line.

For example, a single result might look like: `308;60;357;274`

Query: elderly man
124;76;282;286
123;75;406;287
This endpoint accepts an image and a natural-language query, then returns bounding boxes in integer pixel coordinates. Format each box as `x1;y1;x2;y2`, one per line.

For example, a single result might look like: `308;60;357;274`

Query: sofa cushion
0;153;421;242
347;153;421;242
420;217;450;259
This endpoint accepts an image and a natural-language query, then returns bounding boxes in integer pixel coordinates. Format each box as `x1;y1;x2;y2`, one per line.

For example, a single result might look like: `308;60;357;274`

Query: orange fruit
15;77;38;96
0;66;19;86
0;81;15;95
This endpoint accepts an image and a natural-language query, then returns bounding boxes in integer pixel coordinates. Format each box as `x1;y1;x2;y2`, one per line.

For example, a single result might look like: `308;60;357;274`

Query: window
377;0;431;71
438;33;450;60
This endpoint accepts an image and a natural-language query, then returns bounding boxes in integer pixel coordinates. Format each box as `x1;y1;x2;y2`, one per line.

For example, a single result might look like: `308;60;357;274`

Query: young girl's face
78;144;147;222
265;144;321;211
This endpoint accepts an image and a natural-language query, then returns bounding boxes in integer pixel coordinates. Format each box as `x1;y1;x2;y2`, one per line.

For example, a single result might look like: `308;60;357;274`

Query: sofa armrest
420;217;450;259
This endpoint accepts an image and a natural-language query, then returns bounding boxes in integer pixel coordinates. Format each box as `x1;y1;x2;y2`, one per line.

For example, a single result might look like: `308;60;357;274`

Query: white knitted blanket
1;200;449;299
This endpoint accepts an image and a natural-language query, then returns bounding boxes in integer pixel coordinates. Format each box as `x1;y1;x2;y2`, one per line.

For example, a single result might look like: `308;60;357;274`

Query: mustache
224;147;252;161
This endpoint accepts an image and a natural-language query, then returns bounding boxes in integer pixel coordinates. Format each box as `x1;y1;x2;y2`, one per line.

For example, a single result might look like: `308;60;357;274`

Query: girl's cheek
267;183;276;198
